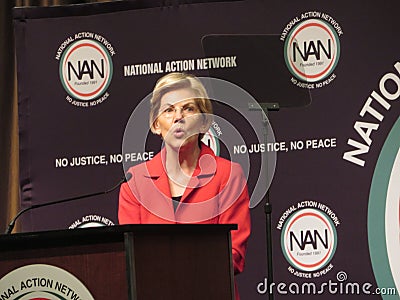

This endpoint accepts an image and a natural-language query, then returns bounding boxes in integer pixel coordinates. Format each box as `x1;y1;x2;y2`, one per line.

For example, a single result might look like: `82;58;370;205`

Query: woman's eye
164;107;174;113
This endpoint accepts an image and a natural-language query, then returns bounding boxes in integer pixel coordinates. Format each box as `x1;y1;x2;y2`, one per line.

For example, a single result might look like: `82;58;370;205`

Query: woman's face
153;88;204;150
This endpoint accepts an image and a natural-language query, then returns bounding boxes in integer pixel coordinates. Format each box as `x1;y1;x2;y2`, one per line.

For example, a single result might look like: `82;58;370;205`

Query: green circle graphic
368;116;400;299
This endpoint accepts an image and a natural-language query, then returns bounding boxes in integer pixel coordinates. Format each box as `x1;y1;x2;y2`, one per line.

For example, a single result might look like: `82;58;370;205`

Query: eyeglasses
159;103;200;119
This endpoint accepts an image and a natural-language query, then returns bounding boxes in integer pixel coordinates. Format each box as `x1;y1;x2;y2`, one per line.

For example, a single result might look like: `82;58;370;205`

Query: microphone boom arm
5;174;131;234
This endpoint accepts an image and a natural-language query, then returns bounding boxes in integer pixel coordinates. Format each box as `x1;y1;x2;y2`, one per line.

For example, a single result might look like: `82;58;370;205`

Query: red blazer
118;144;251;275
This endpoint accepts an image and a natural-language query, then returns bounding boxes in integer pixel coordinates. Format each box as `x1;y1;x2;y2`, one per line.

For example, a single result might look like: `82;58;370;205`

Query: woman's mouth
173;127;185;138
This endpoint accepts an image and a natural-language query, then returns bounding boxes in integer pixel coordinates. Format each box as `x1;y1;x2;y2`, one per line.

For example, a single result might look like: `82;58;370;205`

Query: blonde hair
149;72;213;139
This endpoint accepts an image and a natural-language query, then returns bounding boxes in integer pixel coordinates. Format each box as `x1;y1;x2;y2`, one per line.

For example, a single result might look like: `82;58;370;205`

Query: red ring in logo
285;211;334;269
289;22;336;80
63;42;109;98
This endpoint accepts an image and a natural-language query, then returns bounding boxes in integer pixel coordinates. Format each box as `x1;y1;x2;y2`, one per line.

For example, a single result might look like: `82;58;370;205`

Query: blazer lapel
180;146;217;203
143;149;175;219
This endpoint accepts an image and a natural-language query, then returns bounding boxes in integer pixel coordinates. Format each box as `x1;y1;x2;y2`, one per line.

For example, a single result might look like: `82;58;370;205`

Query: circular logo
368;116;400;298
69;214;115;229
284;18;340;82
59;39;113;101
281;208;337;272
201;125;220;156
0;264;94;300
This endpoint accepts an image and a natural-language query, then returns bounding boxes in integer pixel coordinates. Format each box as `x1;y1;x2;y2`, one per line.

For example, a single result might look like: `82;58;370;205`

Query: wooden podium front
0;224;236;299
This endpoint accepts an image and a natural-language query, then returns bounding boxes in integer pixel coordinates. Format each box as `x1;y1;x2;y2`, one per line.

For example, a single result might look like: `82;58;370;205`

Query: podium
0;224;236;299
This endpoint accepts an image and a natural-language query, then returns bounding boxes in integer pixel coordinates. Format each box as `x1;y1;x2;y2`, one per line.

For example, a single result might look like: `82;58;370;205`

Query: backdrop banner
13;0;400;299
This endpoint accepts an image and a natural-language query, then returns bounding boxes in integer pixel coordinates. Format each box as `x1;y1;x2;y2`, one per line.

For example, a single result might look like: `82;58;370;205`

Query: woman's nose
173;108;184;121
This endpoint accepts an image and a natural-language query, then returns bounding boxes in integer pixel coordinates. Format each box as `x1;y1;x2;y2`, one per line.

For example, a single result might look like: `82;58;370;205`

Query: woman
118;72;250;298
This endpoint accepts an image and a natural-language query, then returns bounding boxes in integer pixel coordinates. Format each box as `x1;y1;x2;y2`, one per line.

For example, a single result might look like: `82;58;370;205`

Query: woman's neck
164;141;201;197
165;141;201;176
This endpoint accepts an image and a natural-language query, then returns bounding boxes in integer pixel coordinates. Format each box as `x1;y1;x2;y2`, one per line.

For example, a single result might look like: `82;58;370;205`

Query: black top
172;196;182;212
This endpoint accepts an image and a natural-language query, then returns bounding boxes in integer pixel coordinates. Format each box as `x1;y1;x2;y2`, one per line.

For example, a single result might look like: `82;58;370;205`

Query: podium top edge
0;224;237;250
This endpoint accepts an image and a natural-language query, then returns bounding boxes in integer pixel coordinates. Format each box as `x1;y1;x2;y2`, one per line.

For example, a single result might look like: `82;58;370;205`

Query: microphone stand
249;102;279;300
5;173;131;234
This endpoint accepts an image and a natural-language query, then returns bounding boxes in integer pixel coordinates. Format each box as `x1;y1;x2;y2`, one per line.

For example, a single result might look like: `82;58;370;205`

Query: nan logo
201;122;221;156
281;12;343;89
281;207;338;276
56;32;115;107
0;264;94;300
69;214;115;229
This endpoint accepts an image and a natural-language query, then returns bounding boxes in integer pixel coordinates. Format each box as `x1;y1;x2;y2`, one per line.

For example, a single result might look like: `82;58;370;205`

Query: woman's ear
152;120;162;136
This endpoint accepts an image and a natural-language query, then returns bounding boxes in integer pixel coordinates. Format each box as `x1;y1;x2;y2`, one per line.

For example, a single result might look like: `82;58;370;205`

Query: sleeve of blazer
218;162;251;275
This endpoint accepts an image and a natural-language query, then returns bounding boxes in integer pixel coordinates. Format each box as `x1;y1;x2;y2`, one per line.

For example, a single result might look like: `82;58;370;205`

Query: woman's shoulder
125;150;163;178
215;156;244;177
201;143;242;170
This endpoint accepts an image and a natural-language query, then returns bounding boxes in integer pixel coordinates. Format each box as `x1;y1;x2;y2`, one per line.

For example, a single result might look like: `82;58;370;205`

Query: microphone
5;172;132;234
